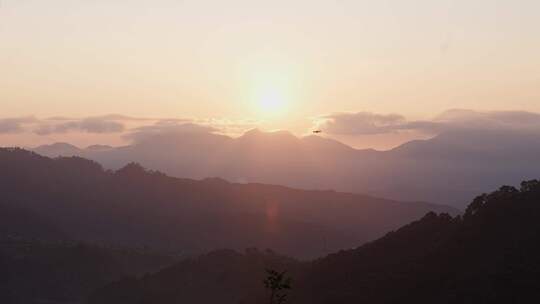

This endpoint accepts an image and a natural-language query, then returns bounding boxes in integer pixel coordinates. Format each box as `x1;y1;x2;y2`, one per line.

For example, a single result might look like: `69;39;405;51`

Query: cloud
124;117;260;144
0;113;258;140
314;112;411;135
33;114;184;135
95;114;158;122
44;114;155;122
432;109;540;132
125;121;219;143
315;109;540;136
197;118;260;136
35;117;125;135
0;117;38;134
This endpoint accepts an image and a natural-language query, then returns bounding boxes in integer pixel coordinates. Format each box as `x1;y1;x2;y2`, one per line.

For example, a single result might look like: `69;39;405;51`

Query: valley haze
33;124;540;209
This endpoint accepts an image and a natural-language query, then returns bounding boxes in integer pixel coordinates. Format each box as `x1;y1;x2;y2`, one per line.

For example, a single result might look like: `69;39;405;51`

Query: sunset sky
1;0;539;149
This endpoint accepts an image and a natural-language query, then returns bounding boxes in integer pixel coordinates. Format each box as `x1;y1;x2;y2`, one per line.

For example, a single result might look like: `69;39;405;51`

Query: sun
258;89;288;116
243;58;298;119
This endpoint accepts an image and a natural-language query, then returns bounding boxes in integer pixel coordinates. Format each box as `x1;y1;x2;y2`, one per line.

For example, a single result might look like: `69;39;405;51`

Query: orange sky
1;0;539;149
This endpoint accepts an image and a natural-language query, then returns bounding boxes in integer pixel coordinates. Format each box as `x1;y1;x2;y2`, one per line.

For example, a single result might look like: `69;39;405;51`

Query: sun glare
242;57;300;119
258;89;288;116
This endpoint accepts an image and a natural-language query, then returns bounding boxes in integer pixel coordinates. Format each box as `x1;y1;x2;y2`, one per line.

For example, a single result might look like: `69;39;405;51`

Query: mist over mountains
34;127;540;208
0;148;454;259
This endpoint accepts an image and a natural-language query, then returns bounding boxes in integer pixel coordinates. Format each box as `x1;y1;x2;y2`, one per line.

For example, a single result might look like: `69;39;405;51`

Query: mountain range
0;148;455;259
3;147;539;303
33;128;540;209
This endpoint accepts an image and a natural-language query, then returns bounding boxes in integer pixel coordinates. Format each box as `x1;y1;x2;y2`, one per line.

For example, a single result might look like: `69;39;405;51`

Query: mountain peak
33;142;82;157
39;142;80;149
240;128;298;141
242;128;263;136
86;144;113;151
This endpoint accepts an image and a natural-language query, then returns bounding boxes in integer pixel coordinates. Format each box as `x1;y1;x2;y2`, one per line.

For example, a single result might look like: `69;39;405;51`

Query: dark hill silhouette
33;128;540;208
34;142;82;156
89;248;300;304
90;180;540;304
0;203;65;241
0;238;175;304
0;148;455;259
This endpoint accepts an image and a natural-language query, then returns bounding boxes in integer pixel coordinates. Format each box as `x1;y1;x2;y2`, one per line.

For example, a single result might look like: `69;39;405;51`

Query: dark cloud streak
0;117;38;134
124;122;220;144
35;117;125;135
316;109;540;136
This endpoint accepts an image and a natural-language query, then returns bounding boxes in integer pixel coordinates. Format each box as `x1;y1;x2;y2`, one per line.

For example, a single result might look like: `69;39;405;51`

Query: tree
520;180;540;193
264;269;291;304
465;194;488;218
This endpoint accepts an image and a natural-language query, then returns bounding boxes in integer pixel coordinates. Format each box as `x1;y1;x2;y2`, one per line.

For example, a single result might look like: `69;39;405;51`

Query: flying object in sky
313;130;322;134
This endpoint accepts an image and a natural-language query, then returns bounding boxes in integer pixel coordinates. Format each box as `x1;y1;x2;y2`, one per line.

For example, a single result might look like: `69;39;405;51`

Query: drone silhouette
312;130;322;134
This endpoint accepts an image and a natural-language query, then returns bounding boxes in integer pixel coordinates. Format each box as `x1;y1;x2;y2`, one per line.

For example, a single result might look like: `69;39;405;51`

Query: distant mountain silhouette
90;179;540;304
0;148;455;259
33;128;540;208
34;142;83;156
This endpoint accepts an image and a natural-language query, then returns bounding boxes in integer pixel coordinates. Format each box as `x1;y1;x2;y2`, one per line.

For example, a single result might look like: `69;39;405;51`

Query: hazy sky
1;0;539;148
